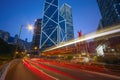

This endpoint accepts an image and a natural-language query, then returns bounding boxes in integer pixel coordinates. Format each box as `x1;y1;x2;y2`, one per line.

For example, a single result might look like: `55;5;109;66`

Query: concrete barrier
0;60;13;80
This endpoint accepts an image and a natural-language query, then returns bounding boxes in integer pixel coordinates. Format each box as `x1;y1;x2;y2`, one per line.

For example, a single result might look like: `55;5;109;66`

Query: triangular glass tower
40;0;74;51
40;0;59;50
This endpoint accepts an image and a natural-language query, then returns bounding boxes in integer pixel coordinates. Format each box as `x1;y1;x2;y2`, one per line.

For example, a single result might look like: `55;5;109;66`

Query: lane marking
24;60;58;80
31;64;59;80
34;60;120;80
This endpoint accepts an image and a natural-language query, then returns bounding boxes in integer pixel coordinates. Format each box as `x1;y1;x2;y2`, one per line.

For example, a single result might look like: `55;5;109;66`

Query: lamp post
15;24;34;58
18;25;33;40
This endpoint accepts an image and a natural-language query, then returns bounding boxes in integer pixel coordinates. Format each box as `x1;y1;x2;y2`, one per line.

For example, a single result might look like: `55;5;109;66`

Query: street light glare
27;24;34;31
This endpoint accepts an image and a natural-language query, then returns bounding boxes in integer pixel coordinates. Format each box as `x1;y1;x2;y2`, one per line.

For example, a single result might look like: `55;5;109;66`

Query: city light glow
27;24;34;31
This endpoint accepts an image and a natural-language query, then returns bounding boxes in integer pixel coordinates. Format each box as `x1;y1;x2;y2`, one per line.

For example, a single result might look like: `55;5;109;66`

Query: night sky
0;0;101;42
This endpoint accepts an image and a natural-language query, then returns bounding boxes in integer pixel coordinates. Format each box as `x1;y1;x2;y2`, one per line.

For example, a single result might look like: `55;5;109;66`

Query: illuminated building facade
59;14;66;42
40;0;59;50
32;19;42;49
60;3;74;41
97;0;120;57
40;0;74;50
97;0;120;28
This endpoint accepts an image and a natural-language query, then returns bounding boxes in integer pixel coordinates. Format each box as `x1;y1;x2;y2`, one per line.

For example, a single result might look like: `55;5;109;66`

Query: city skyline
0;0;101;42
0;0;120;79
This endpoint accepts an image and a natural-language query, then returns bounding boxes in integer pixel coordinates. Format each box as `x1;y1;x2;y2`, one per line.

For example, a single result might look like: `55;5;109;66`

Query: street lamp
27;24;34;31
34;46;38;55
34;46;38;50
18;24;34;39
14;24;34;58
17;24;34;47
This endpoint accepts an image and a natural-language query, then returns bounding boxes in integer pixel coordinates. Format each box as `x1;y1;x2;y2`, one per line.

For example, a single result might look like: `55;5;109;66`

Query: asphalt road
5;59;41;80
4;59;120;80
40;62;120;80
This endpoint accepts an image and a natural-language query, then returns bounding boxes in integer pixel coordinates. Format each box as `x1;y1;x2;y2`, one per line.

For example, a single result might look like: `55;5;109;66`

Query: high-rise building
59;13;66;42
32;19;42;49
40;0;59;50
97;0;120;28
40;0;74;50
97;19;103;30
60;3;74;41
0;30;10;42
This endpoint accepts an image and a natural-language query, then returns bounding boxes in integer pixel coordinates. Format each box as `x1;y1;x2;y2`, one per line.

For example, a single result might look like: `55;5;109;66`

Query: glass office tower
60;3;74;41
40;0;59;50
97;0;120;27
59;15;66;42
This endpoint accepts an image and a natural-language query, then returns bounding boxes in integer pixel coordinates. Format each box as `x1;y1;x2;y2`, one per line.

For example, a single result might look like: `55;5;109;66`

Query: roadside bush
0;38;16;59
97;55;120;64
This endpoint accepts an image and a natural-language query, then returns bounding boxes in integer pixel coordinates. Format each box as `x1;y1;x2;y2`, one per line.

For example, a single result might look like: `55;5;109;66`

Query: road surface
5;59;41;80
3;59;120;80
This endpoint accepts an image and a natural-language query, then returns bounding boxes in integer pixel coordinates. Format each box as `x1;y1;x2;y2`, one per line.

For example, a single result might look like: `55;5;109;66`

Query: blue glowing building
40;0;74;50
40;0;59;50
60;3;74;41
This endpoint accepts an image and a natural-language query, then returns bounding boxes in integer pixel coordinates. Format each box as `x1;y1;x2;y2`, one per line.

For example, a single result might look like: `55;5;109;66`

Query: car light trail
22;59;56;80
32;58;119;77
29;59;81;80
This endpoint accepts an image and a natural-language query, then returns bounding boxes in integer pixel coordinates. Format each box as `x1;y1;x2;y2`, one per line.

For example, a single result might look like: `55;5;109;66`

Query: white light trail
44;25;120;52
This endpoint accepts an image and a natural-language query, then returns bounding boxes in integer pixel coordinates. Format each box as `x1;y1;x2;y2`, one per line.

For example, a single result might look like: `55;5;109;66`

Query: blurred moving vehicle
71;57;89;64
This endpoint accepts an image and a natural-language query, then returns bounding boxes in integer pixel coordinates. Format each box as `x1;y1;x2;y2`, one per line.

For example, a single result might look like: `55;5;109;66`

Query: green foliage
66;56;73;60
0;38;16;58
0;60;2;65
96;55;120;64
0;38;8;54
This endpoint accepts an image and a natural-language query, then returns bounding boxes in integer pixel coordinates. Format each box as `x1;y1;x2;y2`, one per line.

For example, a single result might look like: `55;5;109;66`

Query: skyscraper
97;0;120;28
32;19;42;49
40;0;74;50
59;13;66;42
40;0;59;50
60;3;74;41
